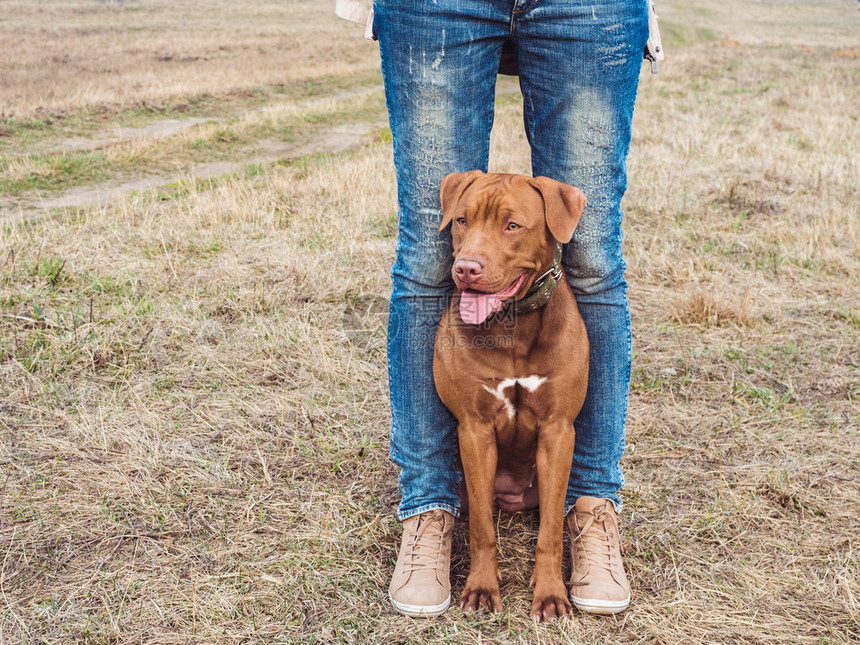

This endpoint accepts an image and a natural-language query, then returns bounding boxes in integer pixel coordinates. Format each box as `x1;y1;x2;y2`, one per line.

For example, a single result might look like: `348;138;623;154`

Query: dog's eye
506;222;521;231
456;217;467;226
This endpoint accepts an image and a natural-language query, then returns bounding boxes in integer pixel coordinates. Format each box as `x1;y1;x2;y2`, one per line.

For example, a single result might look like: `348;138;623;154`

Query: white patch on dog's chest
516;375;547;393
482;376;547;419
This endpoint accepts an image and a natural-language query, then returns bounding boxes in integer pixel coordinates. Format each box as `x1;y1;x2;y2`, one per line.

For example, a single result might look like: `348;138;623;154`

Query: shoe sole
389;591;451;618
569;593;630;615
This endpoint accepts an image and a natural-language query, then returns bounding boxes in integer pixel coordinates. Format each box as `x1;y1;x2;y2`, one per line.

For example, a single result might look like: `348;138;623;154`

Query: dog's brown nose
454;258;485;285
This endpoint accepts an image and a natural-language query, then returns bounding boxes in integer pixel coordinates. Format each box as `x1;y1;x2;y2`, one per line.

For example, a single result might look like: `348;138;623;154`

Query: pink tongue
459;275;524;325
459;290;508;325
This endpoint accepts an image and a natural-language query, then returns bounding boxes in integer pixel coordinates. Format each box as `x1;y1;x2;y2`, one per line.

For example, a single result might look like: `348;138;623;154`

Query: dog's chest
479;375;549;426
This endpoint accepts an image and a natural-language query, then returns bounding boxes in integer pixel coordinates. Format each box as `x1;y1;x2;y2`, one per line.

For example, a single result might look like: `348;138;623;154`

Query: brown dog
433;171;589;621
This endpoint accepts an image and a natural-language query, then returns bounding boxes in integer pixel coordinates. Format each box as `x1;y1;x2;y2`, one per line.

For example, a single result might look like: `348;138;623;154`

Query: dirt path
0;122;386;223
0;88;387;224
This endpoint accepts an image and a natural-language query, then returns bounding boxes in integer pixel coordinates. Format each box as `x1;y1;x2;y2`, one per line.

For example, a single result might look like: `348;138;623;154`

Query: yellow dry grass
0;0;379;120
1;0;859;643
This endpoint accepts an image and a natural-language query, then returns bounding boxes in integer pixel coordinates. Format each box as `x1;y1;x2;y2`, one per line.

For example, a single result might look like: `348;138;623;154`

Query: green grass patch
0;116;53;139
0;151;113;195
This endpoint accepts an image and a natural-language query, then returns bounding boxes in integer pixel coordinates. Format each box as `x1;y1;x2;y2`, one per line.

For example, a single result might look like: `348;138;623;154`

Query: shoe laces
570;504;619;584
402;510;446;575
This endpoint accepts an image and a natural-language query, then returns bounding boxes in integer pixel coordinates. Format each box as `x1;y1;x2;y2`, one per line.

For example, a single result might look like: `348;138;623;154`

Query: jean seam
519;68;537;148
398;502;460;522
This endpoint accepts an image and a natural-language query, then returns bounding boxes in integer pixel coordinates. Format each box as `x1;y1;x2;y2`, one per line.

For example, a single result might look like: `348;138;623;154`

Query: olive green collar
500;245;563;317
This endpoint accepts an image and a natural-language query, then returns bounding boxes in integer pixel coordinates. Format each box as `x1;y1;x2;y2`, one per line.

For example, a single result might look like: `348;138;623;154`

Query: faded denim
375;0;649;520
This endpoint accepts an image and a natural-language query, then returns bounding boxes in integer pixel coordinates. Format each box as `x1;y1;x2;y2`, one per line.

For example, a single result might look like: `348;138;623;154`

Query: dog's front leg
457;419;502;614
530;419;576;621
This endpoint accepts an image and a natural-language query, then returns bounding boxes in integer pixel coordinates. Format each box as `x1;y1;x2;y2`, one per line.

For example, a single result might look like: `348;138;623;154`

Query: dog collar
502;244;564;316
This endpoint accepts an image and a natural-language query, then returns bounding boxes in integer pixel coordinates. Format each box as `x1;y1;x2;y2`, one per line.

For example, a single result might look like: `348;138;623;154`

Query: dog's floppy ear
439;170;484;232
531;176;587;243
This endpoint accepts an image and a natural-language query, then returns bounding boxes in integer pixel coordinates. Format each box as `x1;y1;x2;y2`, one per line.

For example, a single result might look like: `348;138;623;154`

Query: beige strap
645;0;665;73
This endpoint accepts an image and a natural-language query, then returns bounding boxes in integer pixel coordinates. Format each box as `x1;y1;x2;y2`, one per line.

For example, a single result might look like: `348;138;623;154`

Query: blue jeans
376;0;648;520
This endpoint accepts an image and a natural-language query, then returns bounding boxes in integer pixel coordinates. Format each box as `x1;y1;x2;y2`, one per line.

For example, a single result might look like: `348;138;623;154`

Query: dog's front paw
460;574;502;614
530;579;573;622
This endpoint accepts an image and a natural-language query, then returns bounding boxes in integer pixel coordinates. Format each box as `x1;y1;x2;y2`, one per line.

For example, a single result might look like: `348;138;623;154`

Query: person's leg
513;0;649;613
376;0;510;522
374;0;512;615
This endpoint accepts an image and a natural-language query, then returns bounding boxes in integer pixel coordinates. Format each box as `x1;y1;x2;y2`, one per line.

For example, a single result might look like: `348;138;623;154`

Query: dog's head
439;171;586;324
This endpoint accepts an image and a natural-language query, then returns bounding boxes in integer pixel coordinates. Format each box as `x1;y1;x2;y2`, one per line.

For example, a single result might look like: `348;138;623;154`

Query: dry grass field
1;0;859;643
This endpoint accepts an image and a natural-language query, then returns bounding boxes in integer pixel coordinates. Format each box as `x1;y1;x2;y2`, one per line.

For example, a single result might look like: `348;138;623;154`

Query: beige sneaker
566;497;631;615
388;510;454;617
